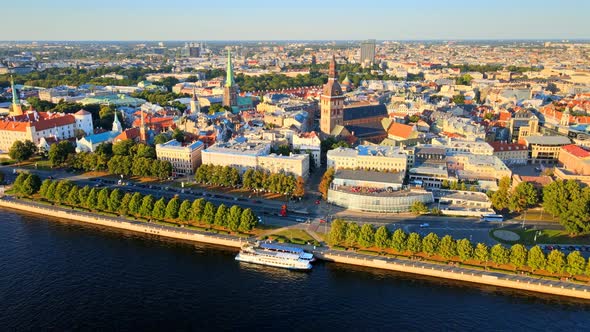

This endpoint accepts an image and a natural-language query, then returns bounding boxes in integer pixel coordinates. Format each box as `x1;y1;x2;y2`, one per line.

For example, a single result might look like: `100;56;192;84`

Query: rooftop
334;169;404;184
523;135;571;146
561;144;590;159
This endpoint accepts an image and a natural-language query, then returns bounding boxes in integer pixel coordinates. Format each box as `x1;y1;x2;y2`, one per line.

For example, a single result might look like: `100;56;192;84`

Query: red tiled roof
561;144;590;159
33;115;75;131
115;128;140;142
387;122;414;139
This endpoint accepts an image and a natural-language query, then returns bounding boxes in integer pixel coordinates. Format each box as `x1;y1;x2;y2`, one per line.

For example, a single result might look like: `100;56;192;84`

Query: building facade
327;145;407;173
156;140;204;176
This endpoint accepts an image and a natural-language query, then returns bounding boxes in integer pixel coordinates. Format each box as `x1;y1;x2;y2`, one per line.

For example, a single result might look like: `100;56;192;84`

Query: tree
48;141;75;167
566;251;586;276
39;179;52;198
474;243;489;263
410;201;428;215
509;244;527;269
21;174;41;196
165;197;181;220
227;205;243;231
422;233;440;256
456;238;473;261
154;133;169;145
451;94;465;104
108;189;123;212
238;208;258;232
344;222;360;247
112;139;135;156
66;185;80;206
172;128;185;143
509;181;538;212
77;186;90;208
9;140;37;163
390;229;407;252
191;198;206;222
152;198;167;219
543;180;575;217
527;246;547;271
374;226;390;249
12;173;28;196
96;188;110;211
214;204;228;227
128;192;143;216
406;233;422;254
54;180;73;204
202;202;215;225
438;235;456;259
546;250;566;274
178;200;192;222
318;167;335;200
357;224;375;248
328;219;348;246
490;244;509;265
119;193;132;216
491;177;511;211
559;187;590;235
139;195;155;217
86;188;98;210
293;176;305;198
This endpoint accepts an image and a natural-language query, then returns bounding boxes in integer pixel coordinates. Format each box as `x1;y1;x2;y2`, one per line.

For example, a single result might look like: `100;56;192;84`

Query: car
319;218;327;223
585;247;590;252
295;218;305;222
315;200;321;205
535;167;541;171
419;223;430;228
546;245;554;251
567;246;575;251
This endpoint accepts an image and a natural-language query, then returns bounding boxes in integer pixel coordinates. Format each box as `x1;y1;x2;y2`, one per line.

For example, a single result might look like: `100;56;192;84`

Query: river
0;208;589;331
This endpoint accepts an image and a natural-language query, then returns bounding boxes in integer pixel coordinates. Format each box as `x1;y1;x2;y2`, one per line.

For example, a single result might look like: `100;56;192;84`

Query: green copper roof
11;75;19;106
225;50;235;88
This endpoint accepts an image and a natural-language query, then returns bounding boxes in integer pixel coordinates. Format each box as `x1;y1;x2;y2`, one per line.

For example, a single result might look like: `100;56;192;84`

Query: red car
319;218;327;223
315;200;321;205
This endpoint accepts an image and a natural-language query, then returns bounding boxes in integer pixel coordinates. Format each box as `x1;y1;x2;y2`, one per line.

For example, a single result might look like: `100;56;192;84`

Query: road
0;165;564;242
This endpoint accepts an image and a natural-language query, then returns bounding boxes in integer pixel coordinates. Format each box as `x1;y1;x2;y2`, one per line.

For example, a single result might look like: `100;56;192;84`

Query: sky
2;0;589;41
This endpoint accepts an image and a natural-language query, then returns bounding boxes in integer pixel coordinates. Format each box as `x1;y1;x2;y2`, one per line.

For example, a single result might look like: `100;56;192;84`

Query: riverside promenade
2;196;590;300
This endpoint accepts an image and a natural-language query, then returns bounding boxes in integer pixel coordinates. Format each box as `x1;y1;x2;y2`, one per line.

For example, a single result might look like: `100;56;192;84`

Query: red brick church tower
320;55;345;136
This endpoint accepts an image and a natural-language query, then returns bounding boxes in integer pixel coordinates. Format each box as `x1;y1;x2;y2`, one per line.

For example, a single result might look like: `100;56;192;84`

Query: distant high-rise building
360;39;376;68
320;55;345;136
181;42;201;57
223;50;238;110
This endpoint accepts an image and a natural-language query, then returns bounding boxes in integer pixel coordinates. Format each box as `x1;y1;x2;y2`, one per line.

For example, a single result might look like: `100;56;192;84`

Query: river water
0;208;589;331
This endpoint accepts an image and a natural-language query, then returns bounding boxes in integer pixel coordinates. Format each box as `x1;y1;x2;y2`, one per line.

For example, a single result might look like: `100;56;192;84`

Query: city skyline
2;0;589;41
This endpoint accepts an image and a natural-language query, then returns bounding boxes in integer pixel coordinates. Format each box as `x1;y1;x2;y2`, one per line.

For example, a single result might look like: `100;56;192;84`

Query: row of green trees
328;221;590;277
194;164;303;197
33;179;258;232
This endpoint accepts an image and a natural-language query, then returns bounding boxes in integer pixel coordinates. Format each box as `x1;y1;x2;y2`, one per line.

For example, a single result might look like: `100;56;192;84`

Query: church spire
11;75;19;106
190;86;200;113
10;75;23;116
225;50;235;88
112;111;122;133
329;54;338;79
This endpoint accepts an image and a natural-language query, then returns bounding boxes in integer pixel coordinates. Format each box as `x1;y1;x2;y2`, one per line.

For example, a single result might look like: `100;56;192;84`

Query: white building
201;139;310;178
156;140;204;176
0;109;93;153
292;131;321;168
327;145;407;173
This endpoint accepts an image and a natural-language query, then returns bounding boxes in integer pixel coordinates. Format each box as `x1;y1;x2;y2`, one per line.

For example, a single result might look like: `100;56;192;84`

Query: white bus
480;214;504;222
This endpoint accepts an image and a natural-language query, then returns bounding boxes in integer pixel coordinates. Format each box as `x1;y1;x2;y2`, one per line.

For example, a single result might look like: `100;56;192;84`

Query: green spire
10;75;19;106
225;50;235;88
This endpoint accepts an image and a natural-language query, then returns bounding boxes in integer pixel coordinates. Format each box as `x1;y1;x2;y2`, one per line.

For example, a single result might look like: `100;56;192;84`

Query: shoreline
2;197;590;301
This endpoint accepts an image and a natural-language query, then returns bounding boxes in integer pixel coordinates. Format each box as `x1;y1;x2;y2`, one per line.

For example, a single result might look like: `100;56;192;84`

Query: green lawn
265;228;318;245
491;228;590;245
